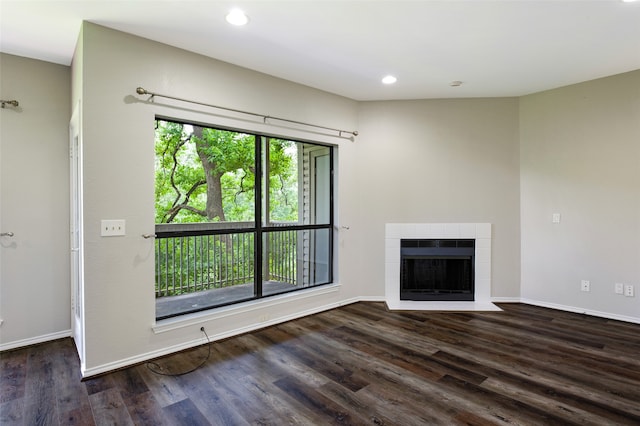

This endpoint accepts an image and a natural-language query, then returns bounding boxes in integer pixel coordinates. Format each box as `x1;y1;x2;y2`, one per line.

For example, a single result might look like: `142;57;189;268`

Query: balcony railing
154;222;298;298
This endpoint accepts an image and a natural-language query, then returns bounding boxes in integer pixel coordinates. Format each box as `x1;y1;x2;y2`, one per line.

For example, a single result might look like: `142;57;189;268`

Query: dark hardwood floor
2;302;640;425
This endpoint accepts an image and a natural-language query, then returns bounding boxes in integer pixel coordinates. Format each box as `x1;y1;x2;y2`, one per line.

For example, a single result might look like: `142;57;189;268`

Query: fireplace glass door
400;239;474;301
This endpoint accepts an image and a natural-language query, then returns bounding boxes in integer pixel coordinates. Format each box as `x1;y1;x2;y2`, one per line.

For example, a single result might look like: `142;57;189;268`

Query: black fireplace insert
400;239;474;301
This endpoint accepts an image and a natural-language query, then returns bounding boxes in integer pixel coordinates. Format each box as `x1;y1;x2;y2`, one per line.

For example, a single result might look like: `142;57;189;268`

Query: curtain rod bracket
1;100;19;109
134;86;358;139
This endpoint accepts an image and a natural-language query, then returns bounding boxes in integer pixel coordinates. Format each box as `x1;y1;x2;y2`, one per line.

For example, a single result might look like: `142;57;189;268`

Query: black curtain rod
135;87;358;138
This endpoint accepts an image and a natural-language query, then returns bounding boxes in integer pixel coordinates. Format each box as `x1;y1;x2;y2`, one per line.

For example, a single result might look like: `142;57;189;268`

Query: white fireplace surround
385;223;500;311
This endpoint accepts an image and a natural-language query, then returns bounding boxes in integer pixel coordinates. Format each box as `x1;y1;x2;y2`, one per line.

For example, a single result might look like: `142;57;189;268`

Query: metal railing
154;223;298;298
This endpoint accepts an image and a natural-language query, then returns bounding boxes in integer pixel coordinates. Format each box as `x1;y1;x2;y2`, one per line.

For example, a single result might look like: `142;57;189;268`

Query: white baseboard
520;298;640;325
355;296;385;302
491;297;522;303
493;296;640;324
0;329;72;352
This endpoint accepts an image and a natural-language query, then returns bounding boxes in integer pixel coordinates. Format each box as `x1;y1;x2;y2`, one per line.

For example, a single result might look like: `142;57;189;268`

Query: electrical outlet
101;219;126;236
615;283;624;295
552;213;561;224
581;280;590;292
624;285;634;297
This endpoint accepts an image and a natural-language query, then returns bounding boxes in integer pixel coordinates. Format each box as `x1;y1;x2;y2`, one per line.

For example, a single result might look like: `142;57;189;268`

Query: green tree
193;125;255;222
155;120;298;224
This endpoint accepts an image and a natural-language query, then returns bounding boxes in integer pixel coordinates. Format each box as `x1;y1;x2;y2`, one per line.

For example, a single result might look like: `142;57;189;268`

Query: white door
69;104;85;365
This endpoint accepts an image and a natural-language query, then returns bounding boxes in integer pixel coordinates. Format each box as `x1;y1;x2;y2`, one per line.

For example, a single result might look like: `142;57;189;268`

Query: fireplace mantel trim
385;223;501;311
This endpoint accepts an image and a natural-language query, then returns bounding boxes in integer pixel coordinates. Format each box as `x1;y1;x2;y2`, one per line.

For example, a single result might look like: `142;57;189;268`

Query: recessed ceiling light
622;0;638;3
382;75;397;85
226;9;249;26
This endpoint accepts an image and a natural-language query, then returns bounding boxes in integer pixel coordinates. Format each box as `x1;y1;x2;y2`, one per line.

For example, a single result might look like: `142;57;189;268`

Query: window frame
153;117;335;320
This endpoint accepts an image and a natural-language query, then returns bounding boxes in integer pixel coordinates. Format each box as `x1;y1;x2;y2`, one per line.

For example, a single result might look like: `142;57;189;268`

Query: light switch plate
101;219;126;236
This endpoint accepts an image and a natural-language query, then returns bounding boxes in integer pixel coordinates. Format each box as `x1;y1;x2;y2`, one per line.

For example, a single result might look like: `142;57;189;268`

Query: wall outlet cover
581;280;590;292
624;285;634;297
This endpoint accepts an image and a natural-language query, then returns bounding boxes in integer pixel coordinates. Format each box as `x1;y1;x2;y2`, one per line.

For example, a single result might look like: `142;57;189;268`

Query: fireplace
400;239;474;301
385;223;499;311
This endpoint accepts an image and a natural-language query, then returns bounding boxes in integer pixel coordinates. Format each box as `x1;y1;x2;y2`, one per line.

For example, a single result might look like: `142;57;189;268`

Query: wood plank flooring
2;302;640;425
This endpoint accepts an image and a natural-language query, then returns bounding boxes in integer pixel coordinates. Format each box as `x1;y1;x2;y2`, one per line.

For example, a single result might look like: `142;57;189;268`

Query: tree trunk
193;126;226;221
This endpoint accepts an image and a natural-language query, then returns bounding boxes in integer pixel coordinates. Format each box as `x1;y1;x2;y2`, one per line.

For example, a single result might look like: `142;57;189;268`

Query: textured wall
520;70;640;321
0;53;71;349
356;98;522;299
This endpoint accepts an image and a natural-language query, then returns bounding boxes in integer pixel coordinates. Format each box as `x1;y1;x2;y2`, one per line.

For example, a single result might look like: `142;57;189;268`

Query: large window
154;119;334;319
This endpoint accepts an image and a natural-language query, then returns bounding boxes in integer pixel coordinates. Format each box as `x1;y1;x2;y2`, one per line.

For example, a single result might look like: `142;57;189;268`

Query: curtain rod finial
136;87;148;95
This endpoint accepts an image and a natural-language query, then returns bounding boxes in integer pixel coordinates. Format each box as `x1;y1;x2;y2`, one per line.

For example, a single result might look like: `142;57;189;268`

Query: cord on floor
146;326;211;376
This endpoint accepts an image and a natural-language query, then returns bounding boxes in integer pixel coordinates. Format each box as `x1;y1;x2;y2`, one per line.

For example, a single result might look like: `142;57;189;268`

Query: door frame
69;101;85;367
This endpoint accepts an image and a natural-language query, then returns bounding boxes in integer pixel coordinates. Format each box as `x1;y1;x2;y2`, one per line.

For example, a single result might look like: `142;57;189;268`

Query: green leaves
155;120;299;224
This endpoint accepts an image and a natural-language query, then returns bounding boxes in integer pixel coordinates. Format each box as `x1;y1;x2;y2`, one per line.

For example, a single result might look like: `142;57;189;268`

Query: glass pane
262;229;299;296
307;228;331;284
155;231;255;318
262;228;330;297
155;120;255;226
264;139;330;226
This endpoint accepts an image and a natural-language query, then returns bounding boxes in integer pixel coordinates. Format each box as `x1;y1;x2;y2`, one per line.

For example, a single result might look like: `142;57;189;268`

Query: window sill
152;283;341;334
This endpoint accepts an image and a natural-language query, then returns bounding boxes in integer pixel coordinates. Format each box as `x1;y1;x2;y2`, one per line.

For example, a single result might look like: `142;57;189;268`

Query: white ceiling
1;0;639;101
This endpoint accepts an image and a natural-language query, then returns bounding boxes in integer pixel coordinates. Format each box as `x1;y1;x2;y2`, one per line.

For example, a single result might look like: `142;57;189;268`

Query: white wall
356;99;522;299
0;53;71;349
74;23;362;376
520;70;640;322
